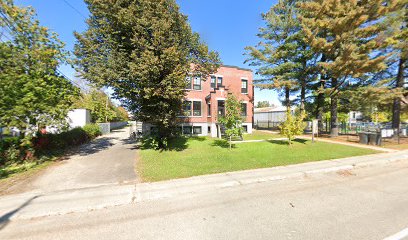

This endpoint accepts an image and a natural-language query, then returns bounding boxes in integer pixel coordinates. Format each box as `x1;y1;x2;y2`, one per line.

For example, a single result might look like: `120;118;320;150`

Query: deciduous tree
0;0;78;134
220;94;244;149
74;0;220;148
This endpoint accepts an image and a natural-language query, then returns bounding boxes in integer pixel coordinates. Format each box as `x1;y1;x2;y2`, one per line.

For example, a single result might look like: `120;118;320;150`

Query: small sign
312;119;318;142
312;120;318;135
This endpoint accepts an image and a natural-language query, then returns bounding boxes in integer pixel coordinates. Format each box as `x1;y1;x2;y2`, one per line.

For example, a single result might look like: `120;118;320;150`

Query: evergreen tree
246;0;316;111
299;0;400;136
74;0;220;148
0;0;78;134
386;3;407;130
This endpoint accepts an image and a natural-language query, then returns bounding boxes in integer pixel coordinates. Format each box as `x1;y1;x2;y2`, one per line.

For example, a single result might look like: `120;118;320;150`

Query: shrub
83;124;102;139
279;110;306;145
3;125;102;165
1;137;20;150
0;137;21;166
33;126;95;152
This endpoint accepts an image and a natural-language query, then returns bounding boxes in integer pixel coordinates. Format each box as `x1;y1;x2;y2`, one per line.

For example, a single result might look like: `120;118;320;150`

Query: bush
1;137;20;150
33;126;100;152
2;125;103;165
279;110;306;145
83;124;102;139
0;137;22;166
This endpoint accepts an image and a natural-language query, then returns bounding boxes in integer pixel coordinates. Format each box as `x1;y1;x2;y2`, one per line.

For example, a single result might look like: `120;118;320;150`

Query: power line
56;69;83;89
60;0;87;19
0;33;12;42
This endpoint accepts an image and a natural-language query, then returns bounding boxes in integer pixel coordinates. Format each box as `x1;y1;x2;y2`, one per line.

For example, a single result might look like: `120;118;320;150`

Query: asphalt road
1;159;408;240
27;127;138;193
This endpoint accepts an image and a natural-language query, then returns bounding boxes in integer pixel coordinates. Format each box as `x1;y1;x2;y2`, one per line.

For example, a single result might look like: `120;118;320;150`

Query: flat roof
221;65;253;72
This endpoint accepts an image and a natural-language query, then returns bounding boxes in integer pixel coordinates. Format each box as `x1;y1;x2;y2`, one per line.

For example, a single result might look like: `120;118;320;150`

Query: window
241;103;247;116
193;101;201;116
210;76;216;89
183;126;192;135
176;126;182;134
150;126;158;134
183;101;192;116
193;76;201;90
242;125;248;133
207;103;211;116
182;100;201;117
193;126;202;134
241;79;248;93
207;126;211;134
217;77;223;87
218;100;225;116
185;77;192;89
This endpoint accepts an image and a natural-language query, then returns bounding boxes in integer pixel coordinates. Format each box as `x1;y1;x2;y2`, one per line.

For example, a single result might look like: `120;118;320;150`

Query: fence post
268;120;270;129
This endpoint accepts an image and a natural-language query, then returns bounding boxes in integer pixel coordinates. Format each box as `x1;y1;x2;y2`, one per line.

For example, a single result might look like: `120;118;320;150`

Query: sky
14;0;280;106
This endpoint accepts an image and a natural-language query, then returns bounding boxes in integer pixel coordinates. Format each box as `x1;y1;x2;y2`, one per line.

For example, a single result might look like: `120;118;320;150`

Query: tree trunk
392;58;406;131
330;78;339;137
300;78;306;113
285;87;290;111
316;54;326;132
316;79;324;132
300;59;307;113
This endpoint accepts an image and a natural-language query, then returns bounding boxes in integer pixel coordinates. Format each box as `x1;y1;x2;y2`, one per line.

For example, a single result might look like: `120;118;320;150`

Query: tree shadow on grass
211;139;236;149
294;138;308;144
267;138;308;146
140;136;189;152
266;139;290;145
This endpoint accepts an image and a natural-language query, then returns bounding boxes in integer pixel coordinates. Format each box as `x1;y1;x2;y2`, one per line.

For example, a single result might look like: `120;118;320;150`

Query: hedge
1;124;102;166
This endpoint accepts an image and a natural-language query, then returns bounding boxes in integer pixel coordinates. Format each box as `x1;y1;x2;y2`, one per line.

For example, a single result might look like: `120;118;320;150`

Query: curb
1;150;407;221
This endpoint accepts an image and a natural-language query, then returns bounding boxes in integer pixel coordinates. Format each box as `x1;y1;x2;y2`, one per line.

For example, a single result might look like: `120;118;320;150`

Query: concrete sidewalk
1;150;407;222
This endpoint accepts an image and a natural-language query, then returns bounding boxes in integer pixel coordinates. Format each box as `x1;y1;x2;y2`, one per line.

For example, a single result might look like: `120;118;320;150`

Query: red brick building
180;65;254;137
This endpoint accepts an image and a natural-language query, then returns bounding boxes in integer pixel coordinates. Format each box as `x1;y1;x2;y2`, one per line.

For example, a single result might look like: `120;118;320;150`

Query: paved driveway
27;127;138;193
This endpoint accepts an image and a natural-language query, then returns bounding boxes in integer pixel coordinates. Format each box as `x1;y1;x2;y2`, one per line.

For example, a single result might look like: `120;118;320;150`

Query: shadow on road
120;138;140;150
0;195;40;231
75;137;118;156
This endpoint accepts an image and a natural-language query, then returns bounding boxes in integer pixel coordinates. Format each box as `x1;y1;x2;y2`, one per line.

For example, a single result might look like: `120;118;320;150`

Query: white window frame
241;78;248;94
193;76;201;90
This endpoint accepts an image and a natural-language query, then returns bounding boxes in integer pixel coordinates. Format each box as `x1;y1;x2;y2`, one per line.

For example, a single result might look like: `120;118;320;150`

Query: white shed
67;109;91;128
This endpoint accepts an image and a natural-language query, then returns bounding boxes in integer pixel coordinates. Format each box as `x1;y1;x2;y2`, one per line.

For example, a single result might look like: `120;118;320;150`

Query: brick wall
184;65;254;124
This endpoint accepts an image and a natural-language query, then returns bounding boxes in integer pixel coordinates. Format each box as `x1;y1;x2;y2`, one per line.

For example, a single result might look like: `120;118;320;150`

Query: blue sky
14;0;280;106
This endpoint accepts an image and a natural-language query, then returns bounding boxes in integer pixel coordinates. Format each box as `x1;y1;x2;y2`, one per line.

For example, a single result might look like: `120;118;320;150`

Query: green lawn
243;130;283;140
138;137;379;182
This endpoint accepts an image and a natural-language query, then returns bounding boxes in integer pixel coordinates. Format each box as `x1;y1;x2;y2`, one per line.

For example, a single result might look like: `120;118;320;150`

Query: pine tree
387;3;408;130
246;0;316;111
74;0;220;148
299;0;400;137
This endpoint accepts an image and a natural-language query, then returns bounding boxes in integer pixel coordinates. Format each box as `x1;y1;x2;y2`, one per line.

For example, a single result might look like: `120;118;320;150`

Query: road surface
1;158;408;240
